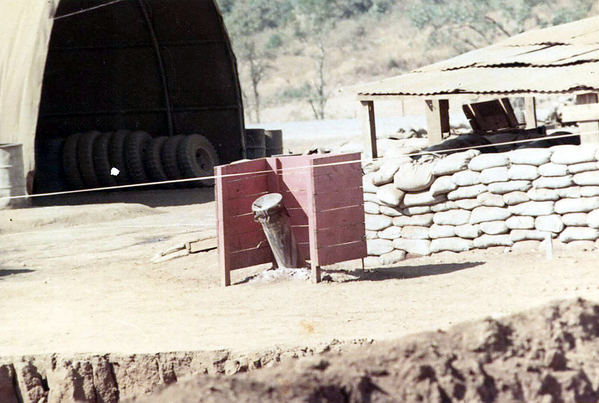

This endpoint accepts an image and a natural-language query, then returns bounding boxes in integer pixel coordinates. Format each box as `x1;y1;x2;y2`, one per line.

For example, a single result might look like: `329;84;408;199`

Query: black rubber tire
77;131;102;188
177;134;219;187
161;135;185;181
125;131;152;183
108;130;131;185
145;136;169;183
62;133;85;189
93;132;117;187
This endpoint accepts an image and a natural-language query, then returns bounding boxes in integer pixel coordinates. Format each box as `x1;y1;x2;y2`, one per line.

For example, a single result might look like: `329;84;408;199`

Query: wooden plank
226;213;262;236
215;167;230;287
287;210;309;226
316;222;366;248
291;225;310;244
524;97;537;129
311;162;361;179
317;240;367;267
228;229;268;253
217;159;267;176
310;153;360;167
281;190;308;211
220;173;269;198
425;99;449;146
228;245;272;271
225;192;268;216
562;103;599;122
278;170;309;192
580;121;599;145
307;159;320;282
315;205;365;230
500;97;520;128
313;187;364;211
312;172;362;195
277;155;314;169
361;100;377;160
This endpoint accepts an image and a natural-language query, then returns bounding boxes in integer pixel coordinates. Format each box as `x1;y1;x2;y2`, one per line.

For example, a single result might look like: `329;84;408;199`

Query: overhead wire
54;0;124;20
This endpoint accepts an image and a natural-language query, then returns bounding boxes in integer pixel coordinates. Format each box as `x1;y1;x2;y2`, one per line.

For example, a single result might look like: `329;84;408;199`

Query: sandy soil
1;187;599;360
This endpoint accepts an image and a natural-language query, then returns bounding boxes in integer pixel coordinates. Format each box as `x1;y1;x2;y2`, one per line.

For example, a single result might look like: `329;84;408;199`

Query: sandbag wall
363;145;599;266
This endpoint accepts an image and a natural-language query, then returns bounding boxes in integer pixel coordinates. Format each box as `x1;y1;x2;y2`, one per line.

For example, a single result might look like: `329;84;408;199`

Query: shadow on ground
0;268;35;279
326;261;484;282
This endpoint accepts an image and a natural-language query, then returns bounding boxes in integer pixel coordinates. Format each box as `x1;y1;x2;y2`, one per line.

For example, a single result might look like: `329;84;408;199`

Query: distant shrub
265;34;284;50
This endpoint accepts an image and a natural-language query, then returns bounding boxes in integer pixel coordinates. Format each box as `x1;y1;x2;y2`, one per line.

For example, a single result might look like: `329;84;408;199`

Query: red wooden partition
215;153;366;286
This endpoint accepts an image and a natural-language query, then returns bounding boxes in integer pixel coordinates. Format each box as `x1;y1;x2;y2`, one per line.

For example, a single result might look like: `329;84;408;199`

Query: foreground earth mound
128;298;599;403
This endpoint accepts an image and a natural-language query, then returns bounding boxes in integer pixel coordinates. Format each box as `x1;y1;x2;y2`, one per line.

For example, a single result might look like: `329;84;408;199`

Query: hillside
218;0;598;123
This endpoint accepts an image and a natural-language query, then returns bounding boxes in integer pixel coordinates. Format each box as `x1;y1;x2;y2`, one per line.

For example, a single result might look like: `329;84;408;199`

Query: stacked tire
62;131;218;189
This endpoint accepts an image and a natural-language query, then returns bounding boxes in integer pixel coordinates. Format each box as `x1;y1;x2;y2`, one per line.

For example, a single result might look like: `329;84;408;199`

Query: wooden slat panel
288;210;309;226
217;159;267;175
297;243;311;260
278;170;309;192
315;205;365;229
313;187;364;211
312;171;362;195
278;155;314;169
229;229;268;253
316;222;365;248
312;161;361;178
281;190;308;211
317;240;367;266
229;245;272;271
226;213;262;236
291;225;310;244
220;173;269;198
225;191;269;216
310;153;360;166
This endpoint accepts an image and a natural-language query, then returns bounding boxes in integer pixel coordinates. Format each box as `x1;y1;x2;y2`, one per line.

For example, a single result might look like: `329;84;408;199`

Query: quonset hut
0;0;245;194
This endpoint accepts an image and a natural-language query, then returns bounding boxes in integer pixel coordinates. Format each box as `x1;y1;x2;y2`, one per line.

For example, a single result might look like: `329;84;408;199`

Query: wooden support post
524;97;537;129
576;93;599;145
425;99;449;146
361;100;377;160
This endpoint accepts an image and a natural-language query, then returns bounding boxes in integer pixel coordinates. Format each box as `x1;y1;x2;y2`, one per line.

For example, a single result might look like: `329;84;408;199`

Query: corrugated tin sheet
357;16;599;98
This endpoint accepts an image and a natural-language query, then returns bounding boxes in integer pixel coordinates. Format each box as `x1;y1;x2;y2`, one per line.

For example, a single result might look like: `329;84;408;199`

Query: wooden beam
425;99;449;146
361;100;377;160
561;103;599;123
572;92;599;145
524;97;537;129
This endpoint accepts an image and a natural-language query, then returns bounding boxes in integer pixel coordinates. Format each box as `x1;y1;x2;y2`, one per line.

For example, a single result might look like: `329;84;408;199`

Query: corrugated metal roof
357;16;599;98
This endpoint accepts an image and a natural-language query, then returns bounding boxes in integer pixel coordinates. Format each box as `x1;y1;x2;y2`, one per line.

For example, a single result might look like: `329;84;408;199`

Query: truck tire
161;135;185;181
145;136;169;183
93;132;117;187
108;130;131;185
177;134;219;186
125;131;152;183
62;133;85;189
77;131;102;188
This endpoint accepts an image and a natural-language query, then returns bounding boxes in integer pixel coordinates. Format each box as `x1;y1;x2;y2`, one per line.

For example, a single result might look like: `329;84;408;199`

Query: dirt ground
1;187;599;362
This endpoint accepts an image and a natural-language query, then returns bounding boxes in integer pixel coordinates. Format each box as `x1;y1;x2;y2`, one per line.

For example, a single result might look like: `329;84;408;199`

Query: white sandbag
376;184;406;207
573;171;599;186
431;201;459;212
362;172;378;193
454;224;482;239
479;220;509;235
394;161;436;192
430;175;457;196
454;199;481;210
550;144;598;165
474;234;513;248
532;175;573;189
555;187;582;199
559;227;599;243
479;166;509;184
506;216;535;230
564;241;596;251
511;230;553;242
554;197;599;214
367;239;394;256
452;170;480;187
393;213;434;227
364;201;380;215
363;256;381;267
429;224;456;239
587;209;599;229
508;164;539;181
378;226;402;240
401;205;433;215
511;240;542;252
430;238;473;253
402;191;446;207
432;149;480;176
379;205;403;217
379;250;407;265
433;209;471;226
371;157;411;186
393;238;431;256
363;193;382;205
527;188;560;201
365;214;393;231
468;153;510;171
477;192;505;207
470;207;511;224
538;163;568;177
568;162;598;174
581;186;599;197
401;225;430;240
366;230;379;240
448;184;487;200
488;181;532;194
503;191;530;206
509;201;555;216
509;148;552;166
535;215;564;233
561;213;588;227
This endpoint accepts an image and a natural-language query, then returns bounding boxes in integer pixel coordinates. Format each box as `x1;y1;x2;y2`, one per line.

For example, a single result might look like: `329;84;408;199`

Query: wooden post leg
361;100;377;160
524;97;537;129
311;262;321;284
221;267;231;287
425;99;449;146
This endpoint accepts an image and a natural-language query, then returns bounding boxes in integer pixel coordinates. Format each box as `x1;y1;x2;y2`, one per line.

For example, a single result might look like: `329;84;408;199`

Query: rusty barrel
264;129;283;156
245;128;266;159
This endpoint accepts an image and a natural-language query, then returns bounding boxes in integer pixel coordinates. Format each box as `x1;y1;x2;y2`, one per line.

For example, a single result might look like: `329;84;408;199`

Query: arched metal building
0;0;245;193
